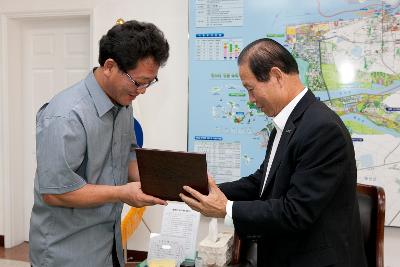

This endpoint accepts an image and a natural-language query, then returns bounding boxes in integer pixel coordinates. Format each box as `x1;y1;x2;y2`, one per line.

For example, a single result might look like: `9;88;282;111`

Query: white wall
92;0;188;152
384;227;400;267
0;0;399;266
0;0;96;13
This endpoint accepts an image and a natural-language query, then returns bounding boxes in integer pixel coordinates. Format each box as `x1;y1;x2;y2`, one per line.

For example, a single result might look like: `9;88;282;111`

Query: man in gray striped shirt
29;20;169;267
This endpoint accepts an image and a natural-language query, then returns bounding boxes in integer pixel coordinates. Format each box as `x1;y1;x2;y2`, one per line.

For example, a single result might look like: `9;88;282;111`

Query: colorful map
189;0;400;226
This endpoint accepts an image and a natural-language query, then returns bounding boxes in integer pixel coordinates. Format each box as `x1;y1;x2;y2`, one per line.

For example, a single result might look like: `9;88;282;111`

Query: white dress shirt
224;87;308;226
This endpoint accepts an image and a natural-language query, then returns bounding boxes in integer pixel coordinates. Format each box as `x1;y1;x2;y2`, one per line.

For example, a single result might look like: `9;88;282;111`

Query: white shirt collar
272;87;308;132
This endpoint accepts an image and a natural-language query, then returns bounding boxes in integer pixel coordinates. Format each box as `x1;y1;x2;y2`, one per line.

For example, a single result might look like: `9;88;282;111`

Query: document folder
136;148;209;201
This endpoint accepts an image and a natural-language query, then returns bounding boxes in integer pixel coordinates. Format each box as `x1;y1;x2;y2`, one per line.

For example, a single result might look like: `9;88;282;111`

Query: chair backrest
133;118;143;148
356;183;385;267
230;234;257;266
231;183;386;267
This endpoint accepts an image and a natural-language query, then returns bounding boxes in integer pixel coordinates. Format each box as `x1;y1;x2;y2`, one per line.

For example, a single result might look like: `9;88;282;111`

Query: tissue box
197;232;234;266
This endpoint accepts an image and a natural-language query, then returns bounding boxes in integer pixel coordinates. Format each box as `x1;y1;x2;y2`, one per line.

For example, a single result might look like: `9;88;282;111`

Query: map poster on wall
188;0;400;226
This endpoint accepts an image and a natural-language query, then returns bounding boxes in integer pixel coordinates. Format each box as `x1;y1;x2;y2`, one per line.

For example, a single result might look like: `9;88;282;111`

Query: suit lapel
258;128;276;196
262;121;296;192
260;90;317;196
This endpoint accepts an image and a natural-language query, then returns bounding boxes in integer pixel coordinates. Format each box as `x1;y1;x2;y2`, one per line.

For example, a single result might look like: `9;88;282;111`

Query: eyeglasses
124;72;158;90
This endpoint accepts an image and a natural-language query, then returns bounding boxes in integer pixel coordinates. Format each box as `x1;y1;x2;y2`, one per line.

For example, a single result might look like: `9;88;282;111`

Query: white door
21;17;90;240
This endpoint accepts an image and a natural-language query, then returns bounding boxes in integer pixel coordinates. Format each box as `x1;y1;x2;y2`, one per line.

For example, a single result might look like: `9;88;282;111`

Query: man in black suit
180;38;367;267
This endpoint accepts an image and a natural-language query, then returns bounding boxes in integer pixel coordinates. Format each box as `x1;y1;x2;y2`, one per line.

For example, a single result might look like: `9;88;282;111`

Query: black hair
237;38;298;82
98;20;169;72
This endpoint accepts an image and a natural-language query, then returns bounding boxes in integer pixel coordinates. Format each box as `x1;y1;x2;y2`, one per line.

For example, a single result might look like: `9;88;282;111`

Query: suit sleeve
218;152;266;201
231;119;350;236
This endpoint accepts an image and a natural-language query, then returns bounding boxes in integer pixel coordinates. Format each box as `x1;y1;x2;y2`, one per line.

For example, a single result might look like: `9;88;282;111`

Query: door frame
0;10;93;248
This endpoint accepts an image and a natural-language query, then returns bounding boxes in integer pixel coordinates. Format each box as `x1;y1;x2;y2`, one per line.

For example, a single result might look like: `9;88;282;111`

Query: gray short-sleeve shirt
29;70;137;267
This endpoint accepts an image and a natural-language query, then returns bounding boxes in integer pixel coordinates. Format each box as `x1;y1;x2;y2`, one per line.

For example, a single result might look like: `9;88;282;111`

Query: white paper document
147;233;186;264
160;202;201;259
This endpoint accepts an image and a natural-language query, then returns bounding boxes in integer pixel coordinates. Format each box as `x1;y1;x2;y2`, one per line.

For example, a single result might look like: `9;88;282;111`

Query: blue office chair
133;118;143;148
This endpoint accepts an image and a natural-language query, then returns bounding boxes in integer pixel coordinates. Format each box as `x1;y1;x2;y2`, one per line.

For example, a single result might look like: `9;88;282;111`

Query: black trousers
112;236;120;267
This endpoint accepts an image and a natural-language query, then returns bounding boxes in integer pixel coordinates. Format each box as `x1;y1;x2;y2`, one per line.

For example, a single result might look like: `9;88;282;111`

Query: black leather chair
230;183;386;267
230;234;257;266
357;183;385;267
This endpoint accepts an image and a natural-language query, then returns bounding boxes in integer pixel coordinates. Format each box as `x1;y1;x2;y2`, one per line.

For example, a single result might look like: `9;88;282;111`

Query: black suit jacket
219;90;367;267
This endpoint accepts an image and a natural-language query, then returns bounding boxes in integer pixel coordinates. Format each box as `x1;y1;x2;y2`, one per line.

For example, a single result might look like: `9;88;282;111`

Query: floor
0;260;30;267
0;243;29;267
0;242;138;266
